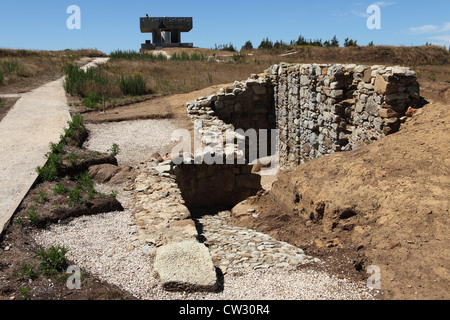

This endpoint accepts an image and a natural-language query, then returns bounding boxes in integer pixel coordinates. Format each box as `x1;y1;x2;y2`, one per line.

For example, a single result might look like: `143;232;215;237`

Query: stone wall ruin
184;62;420;170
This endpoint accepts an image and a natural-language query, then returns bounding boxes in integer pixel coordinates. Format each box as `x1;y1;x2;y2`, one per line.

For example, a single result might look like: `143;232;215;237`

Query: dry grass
0;49;106;94
105;59;270;95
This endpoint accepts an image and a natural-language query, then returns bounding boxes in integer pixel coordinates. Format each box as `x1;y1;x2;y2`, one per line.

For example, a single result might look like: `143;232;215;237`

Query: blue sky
0;0;448;53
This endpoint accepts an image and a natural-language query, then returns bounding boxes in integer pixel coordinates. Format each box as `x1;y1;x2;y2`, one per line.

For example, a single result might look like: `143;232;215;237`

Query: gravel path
33;181;377;300
33;115;378;300
84;119;183;166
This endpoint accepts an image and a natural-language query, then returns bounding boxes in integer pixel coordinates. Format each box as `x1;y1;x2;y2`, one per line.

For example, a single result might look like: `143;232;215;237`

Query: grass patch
110;50;167;61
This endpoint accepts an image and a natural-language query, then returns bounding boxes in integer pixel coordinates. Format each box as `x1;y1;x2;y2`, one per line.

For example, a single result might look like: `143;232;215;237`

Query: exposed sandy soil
230;81;450;300
81;83;232;124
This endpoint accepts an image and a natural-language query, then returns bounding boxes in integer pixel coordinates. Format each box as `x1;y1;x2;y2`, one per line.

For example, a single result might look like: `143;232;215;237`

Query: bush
118;74;148;96
110;143;120;157
82;92;102;109
110;50;168;61
0;71;4;85
214;43;237;52
24;205;39;227
34;245;69;276
36;153;62;181
63;64;110;97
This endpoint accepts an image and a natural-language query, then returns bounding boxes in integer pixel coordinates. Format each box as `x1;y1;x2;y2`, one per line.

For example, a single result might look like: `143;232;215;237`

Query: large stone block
154;240;218;292
374;74;399;95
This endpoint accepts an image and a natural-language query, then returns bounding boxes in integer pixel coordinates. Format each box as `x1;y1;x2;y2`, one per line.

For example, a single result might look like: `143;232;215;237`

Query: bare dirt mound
231;87;450;300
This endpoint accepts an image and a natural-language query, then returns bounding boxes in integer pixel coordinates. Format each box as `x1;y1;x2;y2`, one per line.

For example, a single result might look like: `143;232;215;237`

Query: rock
374;74;398;95
153;240;218;292
88;164;135;184
378;108;399;118
235;174;262;189
88;164;121;183
110;166;135;184
405;107;418;117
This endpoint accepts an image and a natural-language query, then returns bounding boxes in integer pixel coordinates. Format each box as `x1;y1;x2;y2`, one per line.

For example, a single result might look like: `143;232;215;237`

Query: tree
368;41;375;47
241;40;253;51
330;35;339;47
344;38;358;47
258;37;274;50
295;35;308;46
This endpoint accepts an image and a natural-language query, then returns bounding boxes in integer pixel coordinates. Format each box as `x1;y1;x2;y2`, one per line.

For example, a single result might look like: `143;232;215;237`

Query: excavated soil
230;81;450;300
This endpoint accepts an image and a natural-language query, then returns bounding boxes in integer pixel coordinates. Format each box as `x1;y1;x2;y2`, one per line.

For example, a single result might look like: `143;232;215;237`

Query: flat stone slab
153;240;218;292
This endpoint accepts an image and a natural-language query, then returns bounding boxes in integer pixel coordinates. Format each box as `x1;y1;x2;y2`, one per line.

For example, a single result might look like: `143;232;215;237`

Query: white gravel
33;120;378;300
84;119;183;166
33;184;377;300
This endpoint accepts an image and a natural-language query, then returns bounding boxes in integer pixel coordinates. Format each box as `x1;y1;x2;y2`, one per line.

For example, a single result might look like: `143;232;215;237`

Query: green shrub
36;152;62;181
0;71;4;85
53;182;67;195
49;142;64;154
110;50;168;61
67;152;79;166
24;205;39;227
110;143;120;157
67;186;83;206
63;64;110;97
34;245;69;276
82;92;102;109
16;264;39;282
118;74;148;96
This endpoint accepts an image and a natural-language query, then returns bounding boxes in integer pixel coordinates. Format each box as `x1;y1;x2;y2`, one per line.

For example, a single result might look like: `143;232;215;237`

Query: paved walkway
0;58;109;235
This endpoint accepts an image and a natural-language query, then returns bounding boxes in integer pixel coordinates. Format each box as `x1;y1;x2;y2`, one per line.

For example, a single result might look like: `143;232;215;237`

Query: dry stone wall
269;63;421;166
186;63;420;169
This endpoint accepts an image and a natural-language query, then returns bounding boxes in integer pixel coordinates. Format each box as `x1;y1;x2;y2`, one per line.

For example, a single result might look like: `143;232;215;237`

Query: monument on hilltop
140;15;193;51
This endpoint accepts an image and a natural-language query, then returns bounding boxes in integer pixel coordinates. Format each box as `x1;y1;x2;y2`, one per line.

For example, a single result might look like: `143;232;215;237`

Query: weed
49;142;64;154
19;287;30;300
16;264;39;282
82;92;102;109
15;217;23;226
110;50;168;61
110;143;120;157
0;98;3;107
118;74;148;96
34;245;69;276
67;187;83;206
53;182;67;195
75;171;94;189
1;60;20;74
110;190;118;198
0;71;4;85
36;153;62;181
427;76;436;81
24;205;39;227
34;190;49;203
67;152;79;166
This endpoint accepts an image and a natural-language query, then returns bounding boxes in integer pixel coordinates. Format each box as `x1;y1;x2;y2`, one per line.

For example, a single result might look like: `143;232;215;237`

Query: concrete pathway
0;58;109;235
